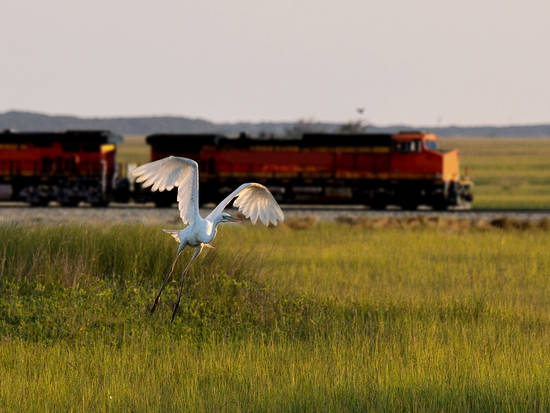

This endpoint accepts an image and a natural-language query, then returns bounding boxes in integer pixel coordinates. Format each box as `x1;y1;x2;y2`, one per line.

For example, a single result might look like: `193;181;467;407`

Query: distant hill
1;110;549;137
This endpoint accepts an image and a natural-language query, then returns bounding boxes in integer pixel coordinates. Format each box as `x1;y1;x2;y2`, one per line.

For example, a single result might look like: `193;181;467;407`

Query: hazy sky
1;0;549;125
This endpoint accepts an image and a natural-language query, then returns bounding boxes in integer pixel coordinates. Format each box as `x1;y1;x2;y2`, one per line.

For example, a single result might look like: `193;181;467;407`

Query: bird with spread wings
132;156;284;321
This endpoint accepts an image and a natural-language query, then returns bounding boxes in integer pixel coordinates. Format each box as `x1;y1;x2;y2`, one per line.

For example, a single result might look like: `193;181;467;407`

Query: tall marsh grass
1;222;550;411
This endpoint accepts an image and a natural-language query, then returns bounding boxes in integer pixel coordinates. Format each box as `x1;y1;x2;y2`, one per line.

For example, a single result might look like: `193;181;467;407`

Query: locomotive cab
391;131;438;153
389;131;472;209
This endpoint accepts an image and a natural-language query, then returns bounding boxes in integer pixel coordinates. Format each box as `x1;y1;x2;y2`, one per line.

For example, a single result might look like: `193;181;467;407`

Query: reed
1;222;549;411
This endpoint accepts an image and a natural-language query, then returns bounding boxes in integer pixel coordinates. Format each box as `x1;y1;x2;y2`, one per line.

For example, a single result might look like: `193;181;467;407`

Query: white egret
132;156;284;321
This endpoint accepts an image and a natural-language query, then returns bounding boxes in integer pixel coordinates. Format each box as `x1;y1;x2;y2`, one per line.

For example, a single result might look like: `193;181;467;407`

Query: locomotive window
62;142;80;152
82;143;100;152
425;141;437;150
391;141;402;152
392;141;419;153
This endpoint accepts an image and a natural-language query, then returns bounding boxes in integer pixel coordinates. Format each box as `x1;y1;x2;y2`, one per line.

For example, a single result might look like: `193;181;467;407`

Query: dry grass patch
282;215;320;230
334;214;550;232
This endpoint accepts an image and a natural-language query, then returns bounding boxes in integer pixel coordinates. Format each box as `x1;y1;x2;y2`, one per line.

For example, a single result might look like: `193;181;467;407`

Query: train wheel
432;202;448;211
29;200;49;207
58;187;80;207
23;185;50;206
60;201;79;207
370;202;387;210
400;201;418;211
91;200;110;207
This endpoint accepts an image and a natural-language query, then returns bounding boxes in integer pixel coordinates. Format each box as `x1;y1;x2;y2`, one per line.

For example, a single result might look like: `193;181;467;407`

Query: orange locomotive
143;131;473;210
0;130;127;206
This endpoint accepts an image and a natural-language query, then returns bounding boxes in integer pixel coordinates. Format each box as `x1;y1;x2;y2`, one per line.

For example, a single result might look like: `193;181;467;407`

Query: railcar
142;131;473;210
0;129;128;206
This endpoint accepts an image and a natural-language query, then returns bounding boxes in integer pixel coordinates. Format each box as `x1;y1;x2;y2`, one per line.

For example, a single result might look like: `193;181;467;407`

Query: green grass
117;135;149;164
2;222;550;411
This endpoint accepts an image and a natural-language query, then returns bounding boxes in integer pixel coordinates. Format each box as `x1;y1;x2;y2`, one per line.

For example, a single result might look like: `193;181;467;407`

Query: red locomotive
143;131;473;210
0;130;127;206
0;129;472;209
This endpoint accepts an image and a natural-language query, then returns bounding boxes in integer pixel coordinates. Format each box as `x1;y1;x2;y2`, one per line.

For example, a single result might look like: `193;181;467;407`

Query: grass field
118;136;549;210
439;138;550;209
2;221;550;411
118;135;149;164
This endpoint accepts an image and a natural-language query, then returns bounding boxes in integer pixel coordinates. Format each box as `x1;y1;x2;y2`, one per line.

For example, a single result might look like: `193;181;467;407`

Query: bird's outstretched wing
207;183;284;226
132;156;200;225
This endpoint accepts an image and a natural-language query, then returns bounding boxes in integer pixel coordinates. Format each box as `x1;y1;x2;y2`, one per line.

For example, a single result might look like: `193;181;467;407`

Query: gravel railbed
1;203;549;225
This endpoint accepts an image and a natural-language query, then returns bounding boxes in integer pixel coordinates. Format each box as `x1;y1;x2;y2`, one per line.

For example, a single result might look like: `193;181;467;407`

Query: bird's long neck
213;214;224;227
206;214;223;231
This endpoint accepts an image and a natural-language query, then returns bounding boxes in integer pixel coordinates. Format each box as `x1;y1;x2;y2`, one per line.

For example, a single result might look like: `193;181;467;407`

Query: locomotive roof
0;130;123;144
145;132;394;148
146;134;222;146
302;133;392;146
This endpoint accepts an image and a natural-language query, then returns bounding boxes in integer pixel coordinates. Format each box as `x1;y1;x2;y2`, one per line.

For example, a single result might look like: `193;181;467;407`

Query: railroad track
0;201;549;214
1;202;550;226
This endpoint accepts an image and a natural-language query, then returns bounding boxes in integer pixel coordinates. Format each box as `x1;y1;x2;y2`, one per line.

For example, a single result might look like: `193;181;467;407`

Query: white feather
132;156;200;225
133;156;284;228
207;183;284;226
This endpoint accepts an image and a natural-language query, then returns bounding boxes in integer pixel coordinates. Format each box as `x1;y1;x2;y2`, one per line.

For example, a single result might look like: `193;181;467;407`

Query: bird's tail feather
162;229;181;243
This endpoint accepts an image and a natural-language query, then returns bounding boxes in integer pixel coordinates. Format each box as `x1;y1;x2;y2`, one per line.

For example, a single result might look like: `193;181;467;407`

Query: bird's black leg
171;245;203;322
150;250;183;315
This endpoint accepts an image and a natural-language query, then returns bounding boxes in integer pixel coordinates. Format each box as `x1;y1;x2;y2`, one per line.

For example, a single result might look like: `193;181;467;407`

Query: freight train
0;129;472;209
0;129;129;206
141;131;473;210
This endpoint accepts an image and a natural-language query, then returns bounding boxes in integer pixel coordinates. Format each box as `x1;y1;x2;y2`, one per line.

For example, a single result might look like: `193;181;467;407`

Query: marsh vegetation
1;222;550;411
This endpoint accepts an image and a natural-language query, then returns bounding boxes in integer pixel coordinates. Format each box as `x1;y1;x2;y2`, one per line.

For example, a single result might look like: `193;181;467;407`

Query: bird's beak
227;216;242;223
